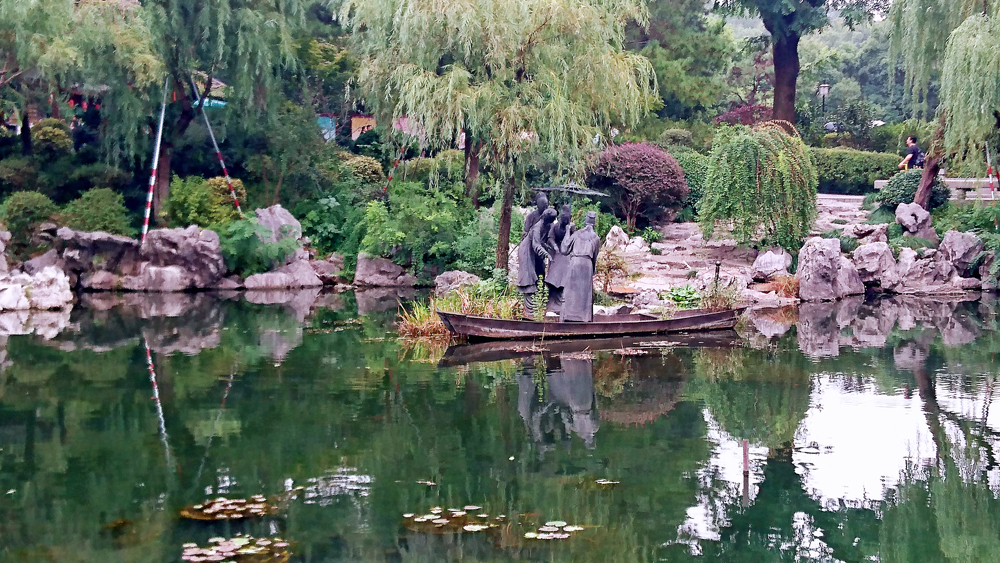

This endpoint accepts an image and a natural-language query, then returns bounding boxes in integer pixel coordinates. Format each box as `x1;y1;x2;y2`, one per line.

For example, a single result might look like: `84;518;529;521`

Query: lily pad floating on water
180;496;278;521
181;535;291;562
402;507;501;535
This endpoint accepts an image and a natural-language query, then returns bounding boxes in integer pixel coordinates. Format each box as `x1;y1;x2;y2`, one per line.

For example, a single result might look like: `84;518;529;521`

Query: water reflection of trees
6;294;1000;562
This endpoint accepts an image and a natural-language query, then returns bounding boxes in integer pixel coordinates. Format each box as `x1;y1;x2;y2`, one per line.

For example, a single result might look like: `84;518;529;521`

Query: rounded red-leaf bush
588;142;688;228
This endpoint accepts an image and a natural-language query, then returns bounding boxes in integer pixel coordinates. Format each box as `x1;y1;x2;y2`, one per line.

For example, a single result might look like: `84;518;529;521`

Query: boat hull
437;308;745;340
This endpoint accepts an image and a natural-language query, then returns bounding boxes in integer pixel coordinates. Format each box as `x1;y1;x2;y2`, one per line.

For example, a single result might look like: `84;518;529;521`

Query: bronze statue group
515;193;600;322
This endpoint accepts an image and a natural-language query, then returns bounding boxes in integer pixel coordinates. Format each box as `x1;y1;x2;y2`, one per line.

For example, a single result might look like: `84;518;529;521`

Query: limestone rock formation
602;226;630;253
354;253;417;287
140;226;226;289
751;248;792;281
895;202;939;243
852;242;897;286
310;254;345;285
0;266;73;311
434;270;481;296
244;260;324;289
796;237;864;301
938;230;984;273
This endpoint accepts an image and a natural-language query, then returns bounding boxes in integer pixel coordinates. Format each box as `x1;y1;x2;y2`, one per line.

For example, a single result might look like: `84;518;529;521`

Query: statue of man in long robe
559;211;600;322
545;204;574;313
516;207;557;318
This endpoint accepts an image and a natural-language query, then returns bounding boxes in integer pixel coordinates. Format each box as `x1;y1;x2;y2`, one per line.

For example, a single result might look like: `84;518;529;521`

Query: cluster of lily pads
402;505;505;534
523;521;586;541
180;535;290;562
180;495;276;521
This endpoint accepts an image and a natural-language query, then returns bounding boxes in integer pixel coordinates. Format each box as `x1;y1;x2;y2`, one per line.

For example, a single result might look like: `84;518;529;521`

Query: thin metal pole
190;77;243;217
142;77;170;244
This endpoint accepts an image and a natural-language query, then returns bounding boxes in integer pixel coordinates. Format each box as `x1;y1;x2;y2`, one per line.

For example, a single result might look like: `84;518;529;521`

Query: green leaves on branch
218;218;298;277
343;0;657;182
940;14;1000;157
698;122;818;252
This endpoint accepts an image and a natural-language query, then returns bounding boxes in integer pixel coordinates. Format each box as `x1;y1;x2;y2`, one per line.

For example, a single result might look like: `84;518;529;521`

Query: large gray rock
56;227;142;278
141;226;226;289
895;202;939;243
244;259;324;289
255;205;302;244
602;226;630;253
751;248;792;281
28;266;74;309
890;247;959;294
354;253;417;287
23;249;63;276
843;223;889;244
694;269;751;292
852;242;896;285
0;267;73;310
981;253;997;291
797;237;864;301
938;230;984;273
0;230;9;272
434;270;481;296
121;264;193;292
310;254;345;285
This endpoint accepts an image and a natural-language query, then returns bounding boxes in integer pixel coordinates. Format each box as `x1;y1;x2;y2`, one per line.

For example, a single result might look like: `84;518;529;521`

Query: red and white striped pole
145;336;174;472
142;77;170;245
190;77;243;217
382;141;408;196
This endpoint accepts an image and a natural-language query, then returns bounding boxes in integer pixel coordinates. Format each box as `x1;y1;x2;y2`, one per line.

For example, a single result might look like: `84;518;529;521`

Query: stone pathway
620;195;869;294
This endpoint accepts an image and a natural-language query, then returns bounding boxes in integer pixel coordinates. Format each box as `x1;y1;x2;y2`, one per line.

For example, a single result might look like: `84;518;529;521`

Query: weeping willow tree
138;0;307;218
0;0;161;156
697;121;817;252
342;0;657;270
889;0;1000;209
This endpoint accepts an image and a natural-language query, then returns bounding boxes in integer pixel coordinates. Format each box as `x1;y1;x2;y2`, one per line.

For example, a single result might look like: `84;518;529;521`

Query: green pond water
2;291;1000;562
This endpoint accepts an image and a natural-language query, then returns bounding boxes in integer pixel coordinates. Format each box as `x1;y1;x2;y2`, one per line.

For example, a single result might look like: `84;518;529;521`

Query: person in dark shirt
899;135;924;169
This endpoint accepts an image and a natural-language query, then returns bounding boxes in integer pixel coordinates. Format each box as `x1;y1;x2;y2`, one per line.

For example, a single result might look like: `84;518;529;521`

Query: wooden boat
437;307;746;341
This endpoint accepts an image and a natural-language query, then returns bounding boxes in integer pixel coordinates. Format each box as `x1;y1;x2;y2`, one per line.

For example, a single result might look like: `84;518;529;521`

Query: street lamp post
818;83;830;113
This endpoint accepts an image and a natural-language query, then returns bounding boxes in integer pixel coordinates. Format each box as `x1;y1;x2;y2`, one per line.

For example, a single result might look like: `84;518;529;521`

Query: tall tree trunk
151;76;198;224
914;156;941;209
915;116;947;210
771;33;800;124
495;176;516;271
464;138;481;204
20;111;31;155
49;93;61;120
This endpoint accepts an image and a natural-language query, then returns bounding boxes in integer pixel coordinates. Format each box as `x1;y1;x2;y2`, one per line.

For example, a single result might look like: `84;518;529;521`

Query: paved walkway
623;194;868;292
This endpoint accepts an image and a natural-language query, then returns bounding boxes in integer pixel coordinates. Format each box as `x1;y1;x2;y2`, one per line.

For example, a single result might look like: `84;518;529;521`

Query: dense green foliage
673;149;710;216
0;191;57;255
699;123;818;251
217;217;299;277
810;148;900;194
165;175;246;228
60;188;135;236
872;169;950;212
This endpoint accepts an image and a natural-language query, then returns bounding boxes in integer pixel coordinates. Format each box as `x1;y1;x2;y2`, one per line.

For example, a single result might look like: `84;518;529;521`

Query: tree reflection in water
0;293;999;561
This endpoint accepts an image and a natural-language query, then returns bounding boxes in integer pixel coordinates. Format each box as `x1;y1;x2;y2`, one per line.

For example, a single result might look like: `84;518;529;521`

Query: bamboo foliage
341;0;657;183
